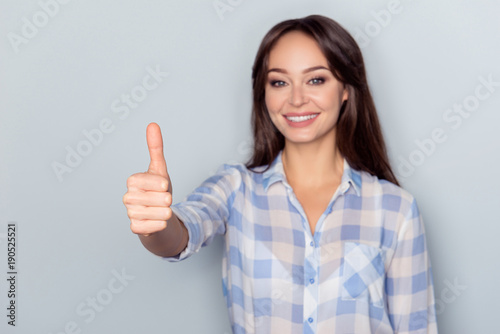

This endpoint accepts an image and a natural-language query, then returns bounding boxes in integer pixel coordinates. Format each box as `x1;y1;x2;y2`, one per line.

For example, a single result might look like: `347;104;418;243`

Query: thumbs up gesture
123;123;173;236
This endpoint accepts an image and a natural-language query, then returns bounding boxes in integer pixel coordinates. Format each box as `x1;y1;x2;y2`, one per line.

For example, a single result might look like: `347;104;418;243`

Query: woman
123;15;437;333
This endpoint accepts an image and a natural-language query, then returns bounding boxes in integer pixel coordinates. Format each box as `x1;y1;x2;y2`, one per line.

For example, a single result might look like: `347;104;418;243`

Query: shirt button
309;278;315;284
308;317;313;323
309;241;314;247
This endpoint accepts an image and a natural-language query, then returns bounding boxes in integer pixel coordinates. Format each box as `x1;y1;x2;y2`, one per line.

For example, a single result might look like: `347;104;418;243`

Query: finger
130;219;167;235
146;122;168;177
123;190;172;207
126;205;172;221
126;173;169;192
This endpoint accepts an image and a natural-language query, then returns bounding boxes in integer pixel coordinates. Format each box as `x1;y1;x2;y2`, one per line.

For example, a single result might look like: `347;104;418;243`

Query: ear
342;85;349;102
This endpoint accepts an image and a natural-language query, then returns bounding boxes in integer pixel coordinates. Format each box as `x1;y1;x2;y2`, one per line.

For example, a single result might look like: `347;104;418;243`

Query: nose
288;85;308;106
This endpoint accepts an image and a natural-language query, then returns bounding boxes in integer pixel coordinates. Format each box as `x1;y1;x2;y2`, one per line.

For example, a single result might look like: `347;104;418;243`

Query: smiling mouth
284;113;319;123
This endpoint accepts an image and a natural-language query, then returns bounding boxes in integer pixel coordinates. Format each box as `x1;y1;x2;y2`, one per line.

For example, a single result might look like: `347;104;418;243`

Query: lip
282;112;320;128
283;112;319;117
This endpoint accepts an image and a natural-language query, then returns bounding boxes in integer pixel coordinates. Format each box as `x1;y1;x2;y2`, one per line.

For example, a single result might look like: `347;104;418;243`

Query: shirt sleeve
162;163;242;262
385;198;438;333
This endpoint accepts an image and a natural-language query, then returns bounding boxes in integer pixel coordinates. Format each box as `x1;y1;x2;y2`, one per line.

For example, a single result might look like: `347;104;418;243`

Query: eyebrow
267;65;330;74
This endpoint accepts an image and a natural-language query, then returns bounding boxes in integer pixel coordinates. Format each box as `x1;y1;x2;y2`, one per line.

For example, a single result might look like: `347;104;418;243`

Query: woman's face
265;31;348;146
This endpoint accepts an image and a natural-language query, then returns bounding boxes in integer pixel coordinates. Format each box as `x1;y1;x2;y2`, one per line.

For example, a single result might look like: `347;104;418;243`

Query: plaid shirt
166;150;438;333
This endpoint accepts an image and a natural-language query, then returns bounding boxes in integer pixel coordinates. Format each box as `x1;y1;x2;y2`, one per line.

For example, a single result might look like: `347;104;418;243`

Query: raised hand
123;123;173;236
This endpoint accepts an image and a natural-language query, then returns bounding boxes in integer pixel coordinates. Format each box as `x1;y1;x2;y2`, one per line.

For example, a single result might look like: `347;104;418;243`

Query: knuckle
128;173;148;188
158;221;168;231
127;207;139;219
129;219;142;234
127;192;141;204
126;175;138;188
161;179;169;191
165;207;172;220
165;192;172;206
122;192;131;204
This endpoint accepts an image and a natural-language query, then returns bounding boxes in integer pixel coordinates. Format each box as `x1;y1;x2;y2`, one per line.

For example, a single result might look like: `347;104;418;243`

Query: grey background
1;0;499;333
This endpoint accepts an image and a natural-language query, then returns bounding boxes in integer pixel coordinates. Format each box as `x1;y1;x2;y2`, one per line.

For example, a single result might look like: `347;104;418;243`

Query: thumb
146;122;168;177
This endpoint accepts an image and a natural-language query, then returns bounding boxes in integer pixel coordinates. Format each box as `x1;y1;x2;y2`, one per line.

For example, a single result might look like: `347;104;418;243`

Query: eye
309;77;325;85
269;80;287;87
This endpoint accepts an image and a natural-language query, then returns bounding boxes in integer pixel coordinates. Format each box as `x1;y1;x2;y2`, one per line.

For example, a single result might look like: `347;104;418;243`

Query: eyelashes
309;77;325;85
268;77;326;87
269;80;286;87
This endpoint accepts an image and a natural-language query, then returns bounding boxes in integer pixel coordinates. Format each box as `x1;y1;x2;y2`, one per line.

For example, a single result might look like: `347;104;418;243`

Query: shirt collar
262;150;362;196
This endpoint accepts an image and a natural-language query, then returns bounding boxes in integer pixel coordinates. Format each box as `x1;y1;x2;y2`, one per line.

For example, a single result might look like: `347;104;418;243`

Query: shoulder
208;161;255;189
356;169;418;216
213;160;270;179
212;161;251;179
209;160;272;193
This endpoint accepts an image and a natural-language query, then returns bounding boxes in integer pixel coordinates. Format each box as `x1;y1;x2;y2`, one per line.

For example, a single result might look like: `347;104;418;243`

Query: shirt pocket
341;242;385;307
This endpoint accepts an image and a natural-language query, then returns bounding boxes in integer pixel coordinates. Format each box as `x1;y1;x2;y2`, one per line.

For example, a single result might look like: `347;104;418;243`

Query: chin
284;131;335;146
284;136;318;144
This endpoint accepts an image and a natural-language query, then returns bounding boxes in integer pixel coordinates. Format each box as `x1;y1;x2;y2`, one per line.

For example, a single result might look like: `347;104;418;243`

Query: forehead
267;31;328;70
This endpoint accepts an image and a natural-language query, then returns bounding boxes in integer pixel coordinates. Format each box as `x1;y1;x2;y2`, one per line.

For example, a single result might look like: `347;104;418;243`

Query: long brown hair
245;14;400;186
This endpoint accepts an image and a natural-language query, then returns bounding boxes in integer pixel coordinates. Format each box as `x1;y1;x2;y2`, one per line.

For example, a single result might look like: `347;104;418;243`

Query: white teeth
285;114;319;122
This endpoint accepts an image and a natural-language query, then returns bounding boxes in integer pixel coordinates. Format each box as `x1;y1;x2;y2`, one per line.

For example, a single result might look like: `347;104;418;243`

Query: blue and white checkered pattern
165;150;438;333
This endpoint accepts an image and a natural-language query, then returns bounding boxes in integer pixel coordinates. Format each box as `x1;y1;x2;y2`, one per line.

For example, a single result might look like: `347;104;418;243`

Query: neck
281;133;343;188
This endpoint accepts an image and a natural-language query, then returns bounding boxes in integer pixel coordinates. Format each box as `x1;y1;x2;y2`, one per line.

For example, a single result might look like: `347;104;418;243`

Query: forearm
138;213;188;257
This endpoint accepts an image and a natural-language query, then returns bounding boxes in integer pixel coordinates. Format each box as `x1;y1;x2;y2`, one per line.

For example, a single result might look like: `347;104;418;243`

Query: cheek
265;94;282;128
265;89;286;114
311;87;344;110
